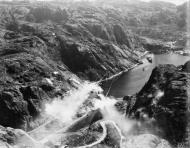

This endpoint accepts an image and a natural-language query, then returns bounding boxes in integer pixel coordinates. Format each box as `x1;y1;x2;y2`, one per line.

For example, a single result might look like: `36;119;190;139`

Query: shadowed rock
127;64;190;146
66;109;103;133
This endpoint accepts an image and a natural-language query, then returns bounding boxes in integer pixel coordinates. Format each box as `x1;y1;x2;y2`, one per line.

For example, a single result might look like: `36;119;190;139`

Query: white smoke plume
11;81;158;148
94;94;136;136
45;81;103;123
45;81;136;137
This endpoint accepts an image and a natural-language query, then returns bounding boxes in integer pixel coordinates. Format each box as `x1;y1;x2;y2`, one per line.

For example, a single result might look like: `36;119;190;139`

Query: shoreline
98;63;139;83
98;51;150;83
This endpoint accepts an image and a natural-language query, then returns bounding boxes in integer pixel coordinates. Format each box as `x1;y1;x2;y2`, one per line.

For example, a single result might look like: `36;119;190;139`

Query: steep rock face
0;36;79;130
38;5;145;80
103;0;186;42
0;0;147;135
0;2;146;81
93;0;188;53
127;63;190;146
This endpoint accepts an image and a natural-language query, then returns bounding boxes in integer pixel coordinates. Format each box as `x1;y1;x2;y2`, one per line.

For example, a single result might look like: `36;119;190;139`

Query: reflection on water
104;54;190;98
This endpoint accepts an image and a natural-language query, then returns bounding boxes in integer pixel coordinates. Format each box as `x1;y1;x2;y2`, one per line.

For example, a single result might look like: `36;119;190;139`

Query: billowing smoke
11;81;158;147
45;82;103;123
45;80;136;137
94;94;136;136
44;80;136;137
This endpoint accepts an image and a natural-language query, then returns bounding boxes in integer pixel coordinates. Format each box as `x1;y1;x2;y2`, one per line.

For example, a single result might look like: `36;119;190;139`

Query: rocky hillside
95;0;189;52
101;0;187;42
0;0;148;131
0;34;81;129
0;0;147;81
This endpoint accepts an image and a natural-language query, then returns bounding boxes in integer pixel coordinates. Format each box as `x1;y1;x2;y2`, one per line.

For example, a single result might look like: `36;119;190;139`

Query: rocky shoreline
118;61;190;147
99;51;150;83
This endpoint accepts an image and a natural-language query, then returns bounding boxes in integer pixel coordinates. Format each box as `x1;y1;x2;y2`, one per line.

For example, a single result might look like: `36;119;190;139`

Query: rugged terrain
0;0;189;148
0;0;148;81
103;0;187;44
0;0;148;131
98;0;189;53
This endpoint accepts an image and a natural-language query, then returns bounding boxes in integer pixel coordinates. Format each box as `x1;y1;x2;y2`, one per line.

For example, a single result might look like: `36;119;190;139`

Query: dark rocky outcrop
0;1;147;81
96;0;186;43
183;60;190;72
125;62;190;146
0;0;149;140
0;0;149;131
0;37;78;130
66;109;103;133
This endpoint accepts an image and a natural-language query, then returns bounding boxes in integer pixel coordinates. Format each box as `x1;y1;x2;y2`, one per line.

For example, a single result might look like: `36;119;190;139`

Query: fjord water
105;54;190;98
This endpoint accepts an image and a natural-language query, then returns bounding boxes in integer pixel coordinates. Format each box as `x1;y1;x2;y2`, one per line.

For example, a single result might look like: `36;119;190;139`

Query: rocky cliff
96;0;188;52
0;35;81;130
102;0;187;42
0;0;148;131
1;1;147;81
122;62;190;147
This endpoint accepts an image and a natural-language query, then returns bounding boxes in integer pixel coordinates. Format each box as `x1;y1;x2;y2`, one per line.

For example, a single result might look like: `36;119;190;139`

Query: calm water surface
105;54;190;98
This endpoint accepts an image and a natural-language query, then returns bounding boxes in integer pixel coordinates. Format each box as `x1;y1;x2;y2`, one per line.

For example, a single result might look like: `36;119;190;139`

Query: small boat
146;57;152;63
